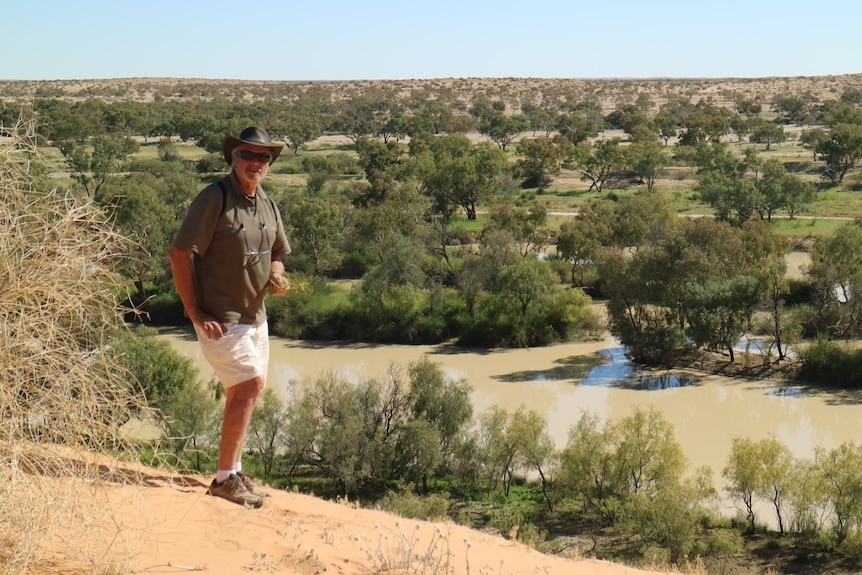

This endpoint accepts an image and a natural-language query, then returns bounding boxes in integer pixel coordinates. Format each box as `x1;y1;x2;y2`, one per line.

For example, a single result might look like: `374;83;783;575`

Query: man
169;126;290;507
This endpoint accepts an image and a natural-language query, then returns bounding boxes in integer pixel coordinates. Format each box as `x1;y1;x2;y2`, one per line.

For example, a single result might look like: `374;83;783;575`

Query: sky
3;0;860;82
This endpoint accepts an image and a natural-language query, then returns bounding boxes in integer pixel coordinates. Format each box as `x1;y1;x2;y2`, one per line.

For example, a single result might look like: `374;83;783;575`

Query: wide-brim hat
222;126;284;165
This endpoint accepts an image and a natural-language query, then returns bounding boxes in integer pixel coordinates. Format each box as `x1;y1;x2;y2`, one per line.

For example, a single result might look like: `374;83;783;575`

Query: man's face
232;144;272;187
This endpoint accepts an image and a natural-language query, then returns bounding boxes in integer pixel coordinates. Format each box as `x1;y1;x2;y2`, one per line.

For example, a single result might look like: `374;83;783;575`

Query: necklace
236;210;270;266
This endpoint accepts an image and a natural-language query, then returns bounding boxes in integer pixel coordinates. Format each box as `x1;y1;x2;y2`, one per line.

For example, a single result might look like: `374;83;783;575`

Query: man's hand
190;312;226;340
267;272;290;297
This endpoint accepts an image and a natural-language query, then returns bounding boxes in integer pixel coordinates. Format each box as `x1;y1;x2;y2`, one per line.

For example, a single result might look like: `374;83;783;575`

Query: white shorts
193;322;269;389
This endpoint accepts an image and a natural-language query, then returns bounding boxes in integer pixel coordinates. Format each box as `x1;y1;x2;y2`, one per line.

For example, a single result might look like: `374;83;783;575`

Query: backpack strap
216;179;228;218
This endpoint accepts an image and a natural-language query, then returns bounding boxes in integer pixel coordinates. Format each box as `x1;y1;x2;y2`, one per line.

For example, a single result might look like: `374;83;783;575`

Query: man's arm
270;257;285;276
168;245;225;339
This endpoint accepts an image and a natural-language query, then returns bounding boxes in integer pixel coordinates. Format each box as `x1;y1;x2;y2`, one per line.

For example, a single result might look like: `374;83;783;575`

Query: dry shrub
0;119;148;573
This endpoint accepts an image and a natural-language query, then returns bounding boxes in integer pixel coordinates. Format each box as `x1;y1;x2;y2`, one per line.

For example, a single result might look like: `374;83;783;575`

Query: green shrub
338;250;377;278
546;258;572;283
328;152;361;174
269;154;304;174
350;284;427;343
460;287;594;347
839;529;862;559
111;326;199;406
284;359;471;495
485;506;527;539
195;152;227;173
301;154;338;174
798;337;862;387
157;138;183;162
247;387;289;476
158;376;221;471
413;290;468;342
268;278;352;340
305;170;331;194
143;291;187;325
447;225;476;246
377;489;451;522
784;277;816;306
622;490;705;564
458;292;520;347
704;528;745;556
515;523;551;552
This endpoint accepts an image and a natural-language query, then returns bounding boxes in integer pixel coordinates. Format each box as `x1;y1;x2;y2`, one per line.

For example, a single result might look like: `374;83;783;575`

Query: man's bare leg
218;375;265;472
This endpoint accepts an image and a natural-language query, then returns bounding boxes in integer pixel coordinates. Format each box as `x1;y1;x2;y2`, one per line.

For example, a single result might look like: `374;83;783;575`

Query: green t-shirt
173;173;290;326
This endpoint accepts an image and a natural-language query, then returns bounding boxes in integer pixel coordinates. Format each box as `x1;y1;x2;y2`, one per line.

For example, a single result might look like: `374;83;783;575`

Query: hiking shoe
237;471;270;498
206;474;264;508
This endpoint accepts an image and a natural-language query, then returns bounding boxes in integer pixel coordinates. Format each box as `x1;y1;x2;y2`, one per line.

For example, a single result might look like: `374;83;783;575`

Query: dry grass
0;119;149;573
358;521;457;575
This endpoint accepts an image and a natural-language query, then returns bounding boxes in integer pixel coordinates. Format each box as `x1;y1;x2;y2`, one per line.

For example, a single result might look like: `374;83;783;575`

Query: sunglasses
236;149;272;163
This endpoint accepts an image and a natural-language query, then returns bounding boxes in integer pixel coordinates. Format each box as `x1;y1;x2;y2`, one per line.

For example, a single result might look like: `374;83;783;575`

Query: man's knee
230;376;266;403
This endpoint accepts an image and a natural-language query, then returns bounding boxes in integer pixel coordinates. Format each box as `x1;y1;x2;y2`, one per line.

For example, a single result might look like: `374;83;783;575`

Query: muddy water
161;326;862;486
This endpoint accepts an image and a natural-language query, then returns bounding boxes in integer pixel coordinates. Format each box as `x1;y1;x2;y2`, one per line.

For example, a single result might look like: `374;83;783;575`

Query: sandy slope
25;457;680;575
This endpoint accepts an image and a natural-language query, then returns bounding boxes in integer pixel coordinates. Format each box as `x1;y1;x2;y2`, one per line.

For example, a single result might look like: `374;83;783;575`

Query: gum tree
750;123;786;150
573;137;624;193
286;196;344;274
806;222;862;338
515;135;572;189
415;134;508;220
479;111;529;151
602;219;781;364
625;140;670;191
816;123;862;183
496;258;557;320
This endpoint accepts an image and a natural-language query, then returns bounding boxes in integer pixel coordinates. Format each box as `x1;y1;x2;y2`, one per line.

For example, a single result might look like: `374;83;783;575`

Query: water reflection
766;384;808;398
496;344;699;390
494;354;605;383
622;372;699;391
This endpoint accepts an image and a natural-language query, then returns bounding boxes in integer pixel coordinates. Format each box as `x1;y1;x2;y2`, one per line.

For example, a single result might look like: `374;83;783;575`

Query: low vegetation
132;340;862;574
0;121;147;573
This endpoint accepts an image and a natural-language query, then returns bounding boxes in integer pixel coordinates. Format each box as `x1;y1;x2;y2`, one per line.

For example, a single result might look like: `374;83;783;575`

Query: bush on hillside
0;120;148;574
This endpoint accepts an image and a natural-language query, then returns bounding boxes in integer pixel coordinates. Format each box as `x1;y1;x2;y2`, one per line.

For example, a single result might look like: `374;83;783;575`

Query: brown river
160;325;862;488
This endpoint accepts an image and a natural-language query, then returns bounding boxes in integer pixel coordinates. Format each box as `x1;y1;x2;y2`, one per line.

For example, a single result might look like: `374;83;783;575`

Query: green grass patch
269;154;305;174
133;142;162;160
449;215;486;235
770;217;848;238
807;189;862;218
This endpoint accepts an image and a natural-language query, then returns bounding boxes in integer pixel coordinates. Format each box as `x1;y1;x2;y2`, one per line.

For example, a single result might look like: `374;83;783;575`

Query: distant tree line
1;82;859;188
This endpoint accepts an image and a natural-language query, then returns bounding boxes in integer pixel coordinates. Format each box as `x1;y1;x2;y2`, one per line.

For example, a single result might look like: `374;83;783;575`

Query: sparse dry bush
358;521;457;575
0;119;148;574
